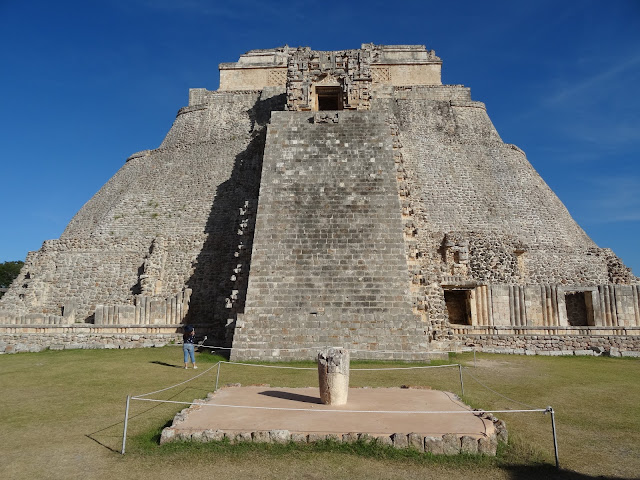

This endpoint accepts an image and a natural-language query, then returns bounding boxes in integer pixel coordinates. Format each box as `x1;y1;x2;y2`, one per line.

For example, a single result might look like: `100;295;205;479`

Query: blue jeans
183;343;195;363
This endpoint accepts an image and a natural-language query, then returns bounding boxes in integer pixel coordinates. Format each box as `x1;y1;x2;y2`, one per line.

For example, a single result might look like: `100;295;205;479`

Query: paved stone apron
159;386;506;456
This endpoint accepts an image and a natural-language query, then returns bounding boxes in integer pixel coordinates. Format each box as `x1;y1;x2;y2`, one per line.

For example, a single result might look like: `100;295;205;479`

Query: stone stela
0;44;638;358
317;348;350;405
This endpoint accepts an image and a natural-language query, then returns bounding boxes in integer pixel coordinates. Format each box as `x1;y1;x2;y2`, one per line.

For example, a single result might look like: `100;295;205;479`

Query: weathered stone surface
342;432;359;443
442;434;460;455
376;435;393;446
408;433;424;451
358;433;374;443
235;431;252;443
392;433;409;449
318;348;350;405
269;430;290;444
460;435;478;454
159;428;176;444
495;420;508;444
621;351;640;357
291;432;308;443
307;433;328;443
325;433;341;442
252;431;270;443
478;435;498;455
424;436;444;454
202;429;224;442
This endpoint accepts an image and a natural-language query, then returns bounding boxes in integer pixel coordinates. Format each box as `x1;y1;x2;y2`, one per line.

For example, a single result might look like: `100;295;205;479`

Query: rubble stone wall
391;90;634;287
0;331;181;353
460;333;640;357
0;90;287;340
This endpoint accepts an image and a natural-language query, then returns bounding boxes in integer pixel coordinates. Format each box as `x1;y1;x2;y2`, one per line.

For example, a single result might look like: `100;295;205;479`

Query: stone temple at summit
1;44;639;358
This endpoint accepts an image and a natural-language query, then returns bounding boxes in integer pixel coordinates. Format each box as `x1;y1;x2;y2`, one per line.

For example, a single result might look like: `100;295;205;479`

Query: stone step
230;110;421;360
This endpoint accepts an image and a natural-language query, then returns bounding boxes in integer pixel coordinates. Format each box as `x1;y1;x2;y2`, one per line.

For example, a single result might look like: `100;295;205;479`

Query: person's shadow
150;361;183;368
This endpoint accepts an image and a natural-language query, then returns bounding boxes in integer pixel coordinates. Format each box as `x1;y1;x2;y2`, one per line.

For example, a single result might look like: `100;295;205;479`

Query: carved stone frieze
286;47;372;111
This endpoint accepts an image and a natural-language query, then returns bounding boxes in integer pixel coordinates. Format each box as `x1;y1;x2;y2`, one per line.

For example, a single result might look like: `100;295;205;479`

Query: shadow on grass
127;436;637;480
197;346;230;358
85;433;121;454
503;464;636;480
150;361;183;368
86;386;193;452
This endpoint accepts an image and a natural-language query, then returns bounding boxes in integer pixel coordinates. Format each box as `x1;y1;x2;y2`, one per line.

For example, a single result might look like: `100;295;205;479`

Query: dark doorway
565;292;588;326
444;289;470;325
316;86;343;111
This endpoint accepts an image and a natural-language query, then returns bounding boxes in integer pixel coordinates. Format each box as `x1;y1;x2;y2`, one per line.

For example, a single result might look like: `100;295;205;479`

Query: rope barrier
222;361;316;370
461;367;541;410
214;361;465;395
192;343;476;356
120;354;558;467
222;360;461;372
129;360;464;400
350;363;460;371
129;396;548;415
134;363;219;398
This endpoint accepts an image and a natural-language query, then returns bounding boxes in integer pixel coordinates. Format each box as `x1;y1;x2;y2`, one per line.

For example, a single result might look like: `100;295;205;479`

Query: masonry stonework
1;44;638;357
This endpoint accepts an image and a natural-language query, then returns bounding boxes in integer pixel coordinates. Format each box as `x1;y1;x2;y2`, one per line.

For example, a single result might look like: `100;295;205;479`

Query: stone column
317;348;350;405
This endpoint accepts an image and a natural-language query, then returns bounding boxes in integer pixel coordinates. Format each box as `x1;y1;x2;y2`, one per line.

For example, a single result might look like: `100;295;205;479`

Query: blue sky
1;0;639;274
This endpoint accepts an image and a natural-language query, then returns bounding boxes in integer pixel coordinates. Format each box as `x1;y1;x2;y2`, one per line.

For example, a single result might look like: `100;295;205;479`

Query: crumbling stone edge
158;390;507;456
0;333;183;354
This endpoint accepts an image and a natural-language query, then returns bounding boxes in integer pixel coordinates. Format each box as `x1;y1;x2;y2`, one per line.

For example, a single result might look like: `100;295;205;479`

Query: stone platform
160;386;505;455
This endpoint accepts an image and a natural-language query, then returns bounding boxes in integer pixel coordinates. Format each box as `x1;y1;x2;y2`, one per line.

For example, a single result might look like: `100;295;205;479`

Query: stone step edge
159;427;502;456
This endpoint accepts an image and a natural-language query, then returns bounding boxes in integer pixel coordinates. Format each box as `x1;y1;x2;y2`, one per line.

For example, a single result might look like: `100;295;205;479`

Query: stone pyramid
1;44;638;357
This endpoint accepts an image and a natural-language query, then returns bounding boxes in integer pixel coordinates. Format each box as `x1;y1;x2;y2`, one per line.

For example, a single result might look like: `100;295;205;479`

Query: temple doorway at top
315;86;343;111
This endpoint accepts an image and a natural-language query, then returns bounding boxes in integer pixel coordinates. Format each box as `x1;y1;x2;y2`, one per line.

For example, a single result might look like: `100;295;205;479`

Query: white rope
223;361;316;370
221;361;460;372
350;363;459;371
134;363;219;398
194;344;475;355
130;397;546;415
461;367;541;410
133;360;461;400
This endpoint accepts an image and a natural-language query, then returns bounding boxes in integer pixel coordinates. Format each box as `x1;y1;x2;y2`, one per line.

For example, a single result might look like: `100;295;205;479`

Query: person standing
183;325;197;369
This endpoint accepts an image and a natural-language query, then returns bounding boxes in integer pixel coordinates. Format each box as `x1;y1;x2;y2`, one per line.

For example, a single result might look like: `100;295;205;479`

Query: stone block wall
231;110;427;360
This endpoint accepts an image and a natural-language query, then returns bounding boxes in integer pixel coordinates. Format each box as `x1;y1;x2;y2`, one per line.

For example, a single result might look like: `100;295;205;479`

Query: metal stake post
121;395;131;455
215;361;221;391
549;406;560;469
458;364;465;396
473;348;477;368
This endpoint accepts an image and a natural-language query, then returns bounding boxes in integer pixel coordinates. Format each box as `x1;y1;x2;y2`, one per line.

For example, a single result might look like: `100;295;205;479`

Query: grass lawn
0;347;638;479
